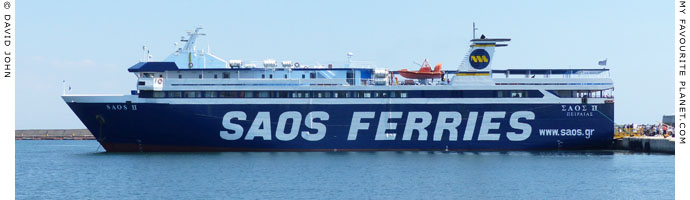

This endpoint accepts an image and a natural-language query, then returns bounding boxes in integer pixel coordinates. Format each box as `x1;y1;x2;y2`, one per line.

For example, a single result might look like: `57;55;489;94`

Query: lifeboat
398;59;443;79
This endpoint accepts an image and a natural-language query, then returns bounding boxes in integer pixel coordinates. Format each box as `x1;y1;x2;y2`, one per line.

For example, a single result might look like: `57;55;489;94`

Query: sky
18;0;672;129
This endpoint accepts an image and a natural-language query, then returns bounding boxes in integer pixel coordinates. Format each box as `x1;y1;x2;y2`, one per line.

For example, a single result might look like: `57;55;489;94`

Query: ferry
62;27;615;152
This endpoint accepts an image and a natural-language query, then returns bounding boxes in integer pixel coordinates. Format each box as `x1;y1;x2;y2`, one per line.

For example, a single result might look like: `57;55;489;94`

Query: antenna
142;45;147;62
473;22;478;39
347;52;353;68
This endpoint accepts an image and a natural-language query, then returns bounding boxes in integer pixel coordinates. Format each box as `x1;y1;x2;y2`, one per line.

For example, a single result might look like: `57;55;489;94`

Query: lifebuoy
188;63;194;68
294;62;300;68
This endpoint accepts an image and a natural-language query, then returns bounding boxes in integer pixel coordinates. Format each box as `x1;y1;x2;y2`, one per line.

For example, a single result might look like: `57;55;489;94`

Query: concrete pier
15;129;95;140
614;137;675;154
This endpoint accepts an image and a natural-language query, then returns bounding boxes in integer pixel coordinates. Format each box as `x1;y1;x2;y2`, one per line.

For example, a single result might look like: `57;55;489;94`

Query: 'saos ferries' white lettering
220;111;535;142
221;111;329;141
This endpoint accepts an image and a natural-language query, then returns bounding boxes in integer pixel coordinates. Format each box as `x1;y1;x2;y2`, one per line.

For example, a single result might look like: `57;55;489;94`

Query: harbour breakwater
15;129;95;140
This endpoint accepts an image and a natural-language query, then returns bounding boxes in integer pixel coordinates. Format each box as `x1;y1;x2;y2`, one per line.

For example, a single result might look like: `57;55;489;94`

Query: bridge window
168;91;182;98
219;91;238;98
335;91;348;98
178;74;182;79
205;91;217;98
346;71;354;85
244;91;254;98
277;91;289;98
463;90;494;98
258;91;270;98
184;91;202;98
574;90;603;98
153;91;165;98
223;72;230;79
511;90;526;98
138;91;152;97
497;90;506;98
549;90;573;98
548;90;597;98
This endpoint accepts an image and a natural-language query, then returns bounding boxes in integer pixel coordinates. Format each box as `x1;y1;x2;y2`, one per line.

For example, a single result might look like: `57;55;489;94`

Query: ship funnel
457;37;510;73
451;36;510;85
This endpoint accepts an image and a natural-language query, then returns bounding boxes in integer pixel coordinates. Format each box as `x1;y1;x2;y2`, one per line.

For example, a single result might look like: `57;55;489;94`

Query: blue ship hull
65;102;614;152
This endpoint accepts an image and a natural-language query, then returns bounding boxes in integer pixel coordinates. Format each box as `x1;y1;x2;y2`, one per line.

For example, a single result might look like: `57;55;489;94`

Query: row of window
548;90;612;98
138;90;544;99
495;83;613;86
142;72;320;79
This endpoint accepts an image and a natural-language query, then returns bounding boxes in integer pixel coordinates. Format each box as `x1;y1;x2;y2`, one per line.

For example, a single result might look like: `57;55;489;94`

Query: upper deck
126;27;613;100
130;62;612;88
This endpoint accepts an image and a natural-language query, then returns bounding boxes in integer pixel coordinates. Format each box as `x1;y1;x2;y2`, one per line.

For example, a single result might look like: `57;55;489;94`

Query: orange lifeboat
398;59;443;79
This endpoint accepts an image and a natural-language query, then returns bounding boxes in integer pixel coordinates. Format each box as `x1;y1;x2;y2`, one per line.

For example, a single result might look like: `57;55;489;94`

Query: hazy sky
18;0;672;129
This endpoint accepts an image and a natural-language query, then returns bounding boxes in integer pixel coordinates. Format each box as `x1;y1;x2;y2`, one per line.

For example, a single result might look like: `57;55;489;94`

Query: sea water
15;140;674;199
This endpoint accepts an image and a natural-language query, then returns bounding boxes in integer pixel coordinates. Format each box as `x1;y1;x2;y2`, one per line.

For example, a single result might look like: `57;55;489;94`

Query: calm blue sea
15;140;674;200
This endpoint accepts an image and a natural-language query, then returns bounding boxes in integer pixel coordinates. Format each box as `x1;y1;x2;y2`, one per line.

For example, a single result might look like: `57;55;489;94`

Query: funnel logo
469;49;490;70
